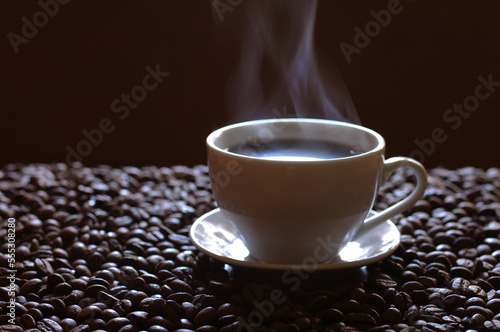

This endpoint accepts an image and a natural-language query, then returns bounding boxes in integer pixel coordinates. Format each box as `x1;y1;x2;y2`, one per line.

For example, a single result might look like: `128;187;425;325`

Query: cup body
207;118;387;264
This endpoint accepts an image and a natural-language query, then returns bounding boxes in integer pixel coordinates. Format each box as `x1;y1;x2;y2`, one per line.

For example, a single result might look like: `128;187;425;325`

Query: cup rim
207;118;385;162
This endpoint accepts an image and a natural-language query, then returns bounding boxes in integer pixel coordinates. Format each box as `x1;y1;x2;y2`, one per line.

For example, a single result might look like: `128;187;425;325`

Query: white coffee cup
206;118;427;264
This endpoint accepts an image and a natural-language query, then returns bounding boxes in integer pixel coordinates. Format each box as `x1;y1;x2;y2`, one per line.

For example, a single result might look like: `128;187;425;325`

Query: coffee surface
228;138;360;161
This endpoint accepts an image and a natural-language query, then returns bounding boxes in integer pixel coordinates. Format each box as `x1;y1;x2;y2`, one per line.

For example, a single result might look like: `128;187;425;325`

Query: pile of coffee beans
1;163;500;332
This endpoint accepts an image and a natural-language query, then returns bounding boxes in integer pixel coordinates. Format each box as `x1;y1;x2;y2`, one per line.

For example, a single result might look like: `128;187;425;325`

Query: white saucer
189;209;400;270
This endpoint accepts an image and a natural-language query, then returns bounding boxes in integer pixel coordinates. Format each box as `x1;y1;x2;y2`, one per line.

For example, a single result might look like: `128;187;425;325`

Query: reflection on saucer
190;208;400;271
193;219;250;261
339;242;367;262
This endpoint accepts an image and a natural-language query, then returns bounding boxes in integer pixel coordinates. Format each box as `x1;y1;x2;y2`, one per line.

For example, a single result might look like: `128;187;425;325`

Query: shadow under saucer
227;264;369;288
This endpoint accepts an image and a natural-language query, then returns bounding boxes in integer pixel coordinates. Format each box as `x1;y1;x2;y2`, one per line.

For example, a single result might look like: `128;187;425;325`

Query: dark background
1;1;500;169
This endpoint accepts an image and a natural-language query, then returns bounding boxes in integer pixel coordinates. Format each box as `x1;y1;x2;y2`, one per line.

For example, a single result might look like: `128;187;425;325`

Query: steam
212;0;360;124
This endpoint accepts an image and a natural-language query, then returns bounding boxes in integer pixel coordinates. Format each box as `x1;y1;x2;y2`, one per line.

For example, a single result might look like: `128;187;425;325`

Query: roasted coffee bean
148;315;173;329
106;251;123;263
406;262;424;275
75;265;92;277
470;313;487;328
441;294;466;311
37;302;55;316
96;291;118;306
456;258;475;269
37;318;63;332
347;287;366;303
139;273;158;285
381;306;403;326
418;276;438;288
64;290;85;306
85;283;108;297
128;290;147;309
20;313;36;328
53;282;72;295
79;297;97;308
77;304;102;323
47;298;66;314
466;305;494;320
68;278;86;291
308;295;330;312
100;308;119;322
467;285;487;299
292;316;310;330
394;291;413;313
217;303;247;318
346;312;377;328
484;320;500;332
60;226;78;241
105;317;130;332
488;276;500;289
465;296;486;308
374;277;398;289
485;237;500;250
26;307;43;322
487;298;500;312
365;292;387;312
450;277;471;294
118;266;139;283
68;324;91;332
168;233;191;246
87;253;105;271
170;278;194;294
339;299;358;314
167;291;193;303
89;318;106;330
160;285;174;297
67;242;87;261
149;326;170;332
450;266;474;279
458;247;478;259
0;324;23;332
95;270;115;283
34;258;54;275
180;302;198;322
420;322;449;332
46;273;65;291
401;281;425;293
20;278;42;294
138;297;170;318
453;236;476;250
60;318;77;331
20;270;39;281
127;277;147;291
175;318;195;330
193;306;218;328
113;299;133;316
125;311;149;327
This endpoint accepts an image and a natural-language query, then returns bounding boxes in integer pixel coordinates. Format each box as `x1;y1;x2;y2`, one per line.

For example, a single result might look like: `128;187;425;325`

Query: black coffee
228;138;361;161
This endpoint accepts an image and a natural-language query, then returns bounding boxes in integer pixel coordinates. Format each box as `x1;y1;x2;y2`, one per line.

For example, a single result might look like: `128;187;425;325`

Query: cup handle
364;157;427;227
